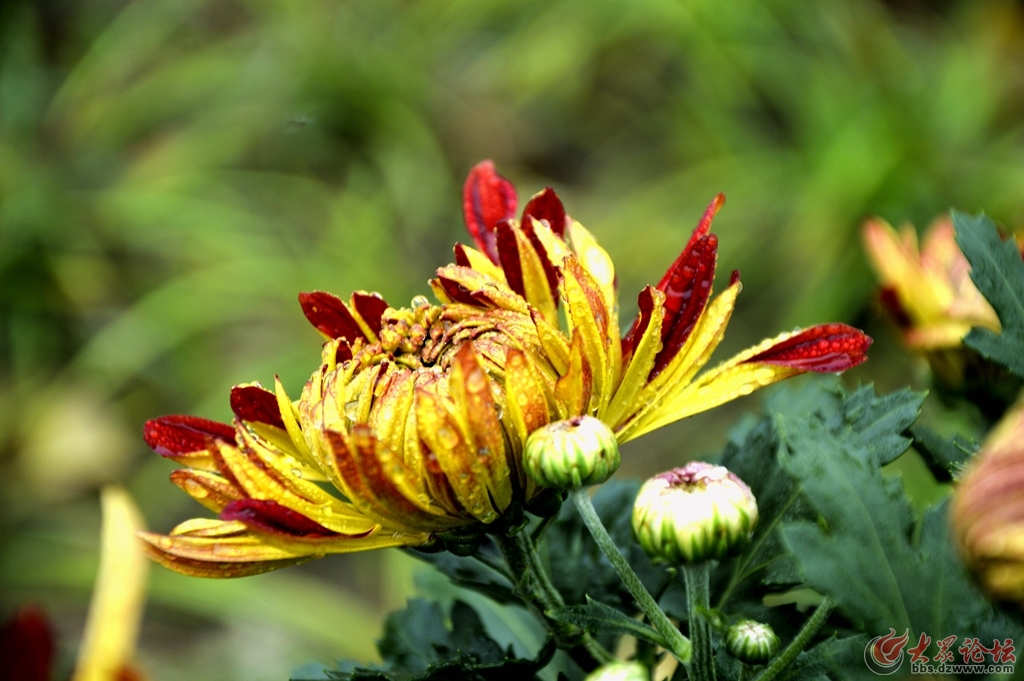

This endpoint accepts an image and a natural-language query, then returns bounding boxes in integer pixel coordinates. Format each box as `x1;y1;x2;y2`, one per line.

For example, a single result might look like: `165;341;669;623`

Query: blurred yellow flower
862;216;1000;350
952;396;1024;603
140;161;870;578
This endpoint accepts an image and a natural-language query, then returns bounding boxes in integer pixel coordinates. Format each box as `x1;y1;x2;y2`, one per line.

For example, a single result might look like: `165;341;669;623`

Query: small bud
524;416;620;489
584;661;648;681
726;620;780;664
632;462;758;564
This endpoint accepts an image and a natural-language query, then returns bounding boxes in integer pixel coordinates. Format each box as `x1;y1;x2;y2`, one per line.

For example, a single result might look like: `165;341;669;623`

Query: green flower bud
631;462;758;564
726;620;780;664
524;416;620;489
584;661;648;681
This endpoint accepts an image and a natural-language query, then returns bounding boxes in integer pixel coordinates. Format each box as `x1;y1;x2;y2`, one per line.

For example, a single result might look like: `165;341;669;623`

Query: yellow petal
169;469;243;513
567;220;617;315
73;487;148;681
449;345;513;511
531;309;570;375
416;389;499;523
617;282;739;442
512;224;559;325
554;330;593;418
562;255;611;410
274;376;318;469
604;288;666;428
218;441;378;535
458;243;507;283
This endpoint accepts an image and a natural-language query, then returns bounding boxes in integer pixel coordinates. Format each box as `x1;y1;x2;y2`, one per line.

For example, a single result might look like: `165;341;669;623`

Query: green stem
570;488;693;664
752;597;834;681
683;563;716;681
493;529;614;670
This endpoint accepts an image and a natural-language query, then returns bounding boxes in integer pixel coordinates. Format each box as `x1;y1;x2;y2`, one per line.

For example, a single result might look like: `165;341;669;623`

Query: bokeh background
3;0;1024;678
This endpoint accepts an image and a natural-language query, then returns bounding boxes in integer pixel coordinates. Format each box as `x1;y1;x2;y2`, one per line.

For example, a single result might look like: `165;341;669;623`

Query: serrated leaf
299;600;556;681
779;414;1021;641
909;424;978;481
834;385;924;465
954;210;1024;378
548;598;669;648
778;635;867;681
407;537;518;605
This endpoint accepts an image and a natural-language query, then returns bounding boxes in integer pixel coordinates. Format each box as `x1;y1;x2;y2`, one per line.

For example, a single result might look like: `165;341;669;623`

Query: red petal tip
229;386;285;429
143;415;235;457
745;323;872;372
462;160;517;263
522;186;567;237
298;291;365;343
730;269;741;286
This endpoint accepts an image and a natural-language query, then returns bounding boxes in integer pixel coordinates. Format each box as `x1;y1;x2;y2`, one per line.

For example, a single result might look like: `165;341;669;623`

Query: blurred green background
2;0;1024;678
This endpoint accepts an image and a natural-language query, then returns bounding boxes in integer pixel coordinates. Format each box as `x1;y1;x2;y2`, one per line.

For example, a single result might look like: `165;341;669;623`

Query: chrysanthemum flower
862;216;999;350
140;161;870;577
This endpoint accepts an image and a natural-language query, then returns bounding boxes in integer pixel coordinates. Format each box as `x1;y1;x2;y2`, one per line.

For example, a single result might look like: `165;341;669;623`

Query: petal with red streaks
522;187;567;237
298;291;365;342
462;160;517;263
230;385;285;429
143;415;235;457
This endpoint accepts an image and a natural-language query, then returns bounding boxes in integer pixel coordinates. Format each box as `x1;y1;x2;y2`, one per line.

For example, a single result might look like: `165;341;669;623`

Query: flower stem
570;487;693;664
682;562;716;681
493;529;614;670
752;597;834;681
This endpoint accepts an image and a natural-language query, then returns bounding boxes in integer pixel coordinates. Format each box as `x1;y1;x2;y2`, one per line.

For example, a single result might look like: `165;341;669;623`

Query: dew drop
182;479;209;498
437;427;459;448
290;468;303;479
345;400;360;420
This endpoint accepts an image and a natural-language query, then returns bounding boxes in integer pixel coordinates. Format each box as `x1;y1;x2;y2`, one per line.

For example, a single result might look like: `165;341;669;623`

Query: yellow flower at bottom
140;161;870;577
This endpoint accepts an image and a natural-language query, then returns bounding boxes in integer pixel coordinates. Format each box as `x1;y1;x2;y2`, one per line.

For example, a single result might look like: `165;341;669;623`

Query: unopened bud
584;661;648;681
726;620;780;664
524;416;620;489
632;462;758;564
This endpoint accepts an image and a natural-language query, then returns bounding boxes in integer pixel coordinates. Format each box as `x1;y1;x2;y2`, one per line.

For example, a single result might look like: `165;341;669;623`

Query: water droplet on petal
345;400;359;420
290;468;303;479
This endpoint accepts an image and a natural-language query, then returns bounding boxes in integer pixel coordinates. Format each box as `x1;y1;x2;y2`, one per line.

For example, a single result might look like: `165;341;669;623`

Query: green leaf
779;412;1022;641
295;600;556;681
909;424;978;481
832;385;924;466
407;538;518;605
547;598;669;648
778;635;867;681
954;210;1024;378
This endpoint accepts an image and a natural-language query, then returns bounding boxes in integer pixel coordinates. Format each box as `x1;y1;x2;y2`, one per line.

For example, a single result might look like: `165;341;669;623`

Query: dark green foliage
409;538;518;605
955;210;1024;379
542;481;672;611
548;598;668;648
909;424;978;481
292;600;555;681
297;378;1024;681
